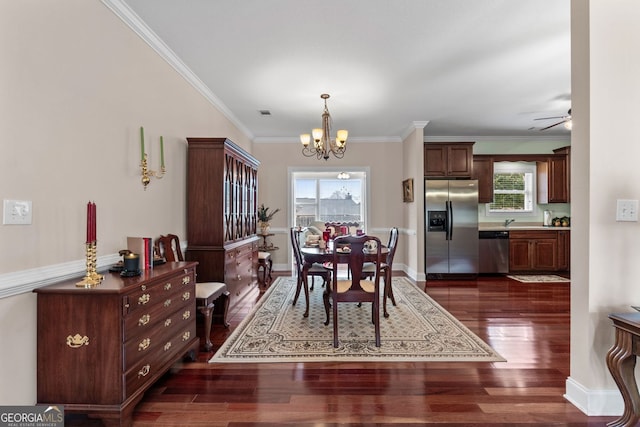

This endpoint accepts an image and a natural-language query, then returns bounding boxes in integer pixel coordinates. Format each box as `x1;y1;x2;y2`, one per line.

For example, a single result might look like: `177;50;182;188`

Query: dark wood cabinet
472;155;494;203
186;138;260;312
35;262;199;427
424;142;474;178
538;147;570;204
509;230;569;273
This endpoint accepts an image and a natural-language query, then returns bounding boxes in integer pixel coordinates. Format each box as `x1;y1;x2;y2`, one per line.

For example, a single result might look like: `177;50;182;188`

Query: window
488;162;536;213
290;169;368;229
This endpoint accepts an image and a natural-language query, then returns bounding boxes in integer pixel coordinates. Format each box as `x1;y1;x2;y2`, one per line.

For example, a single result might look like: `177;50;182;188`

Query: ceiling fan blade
534;115;566;121
539;120;566;131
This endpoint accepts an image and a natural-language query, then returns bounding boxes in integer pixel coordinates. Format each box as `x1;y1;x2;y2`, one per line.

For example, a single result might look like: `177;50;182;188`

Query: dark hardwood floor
69;273;617;426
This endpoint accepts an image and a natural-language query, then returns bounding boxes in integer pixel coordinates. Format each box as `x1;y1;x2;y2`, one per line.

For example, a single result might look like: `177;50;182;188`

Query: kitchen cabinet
472;155;494;203
509;230;569;273
186;137;260;313
424;142;474;178
538;147;570;204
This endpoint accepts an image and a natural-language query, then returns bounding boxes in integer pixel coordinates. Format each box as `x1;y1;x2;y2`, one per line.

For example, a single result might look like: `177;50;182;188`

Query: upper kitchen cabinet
538;146;571;204
472;155;494;203
424;142;474;178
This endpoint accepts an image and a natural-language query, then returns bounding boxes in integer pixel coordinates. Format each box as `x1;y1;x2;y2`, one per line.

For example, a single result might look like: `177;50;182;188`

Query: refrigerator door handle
446;200;452;240
448;200;453;240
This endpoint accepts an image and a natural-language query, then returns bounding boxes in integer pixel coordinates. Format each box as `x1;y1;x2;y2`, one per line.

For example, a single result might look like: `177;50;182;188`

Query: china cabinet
186;138;260;311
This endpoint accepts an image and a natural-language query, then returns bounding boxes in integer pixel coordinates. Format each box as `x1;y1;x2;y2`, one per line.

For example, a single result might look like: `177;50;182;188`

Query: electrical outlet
3;199;32;225
616;199;639;222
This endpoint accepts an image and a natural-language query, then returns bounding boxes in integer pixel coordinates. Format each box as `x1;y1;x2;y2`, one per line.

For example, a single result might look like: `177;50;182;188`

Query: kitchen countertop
479;222;571;231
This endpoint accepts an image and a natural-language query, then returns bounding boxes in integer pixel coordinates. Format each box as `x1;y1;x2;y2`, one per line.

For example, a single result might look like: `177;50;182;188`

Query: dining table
299;245;389;318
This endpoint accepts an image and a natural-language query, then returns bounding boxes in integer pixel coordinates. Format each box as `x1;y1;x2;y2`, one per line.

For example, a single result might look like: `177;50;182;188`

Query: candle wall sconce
139;127;166;190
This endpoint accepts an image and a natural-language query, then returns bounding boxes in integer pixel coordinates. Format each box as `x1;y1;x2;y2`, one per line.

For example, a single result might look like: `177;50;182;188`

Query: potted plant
257;204;280;234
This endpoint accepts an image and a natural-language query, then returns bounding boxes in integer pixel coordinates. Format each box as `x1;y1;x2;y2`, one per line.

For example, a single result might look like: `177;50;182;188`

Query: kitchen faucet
504;219;515;227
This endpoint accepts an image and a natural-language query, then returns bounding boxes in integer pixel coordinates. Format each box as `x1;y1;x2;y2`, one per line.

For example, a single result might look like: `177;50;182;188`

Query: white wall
566;0;640;416
0;1;250;404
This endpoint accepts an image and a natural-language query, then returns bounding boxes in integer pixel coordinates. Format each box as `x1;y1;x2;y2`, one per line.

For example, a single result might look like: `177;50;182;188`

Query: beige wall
0;1;250;404
252;140;406;270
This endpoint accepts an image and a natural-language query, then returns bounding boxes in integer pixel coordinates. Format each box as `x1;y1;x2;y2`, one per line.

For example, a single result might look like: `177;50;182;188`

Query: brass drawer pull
182;331;191;341
182;292;190;301
164;342;172;352
164;283;172;291
164;318;172;327
66;334;89;348
138;314;150;326
138;338;151;351
182;276;190;285
164;299;172;308
138;294;150;305
183;310;191;320
141;285;147;291
137;364;150;378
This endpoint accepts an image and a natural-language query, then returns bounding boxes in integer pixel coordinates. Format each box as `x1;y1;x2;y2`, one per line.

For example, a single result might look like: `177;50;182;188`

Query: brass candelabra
76;242;103;287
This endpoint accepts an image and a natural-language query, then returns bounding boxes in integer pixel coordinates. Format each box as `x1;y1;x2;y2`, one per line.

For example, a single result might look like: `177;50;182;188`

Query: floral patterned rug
507;275;571;283
209;276;504;363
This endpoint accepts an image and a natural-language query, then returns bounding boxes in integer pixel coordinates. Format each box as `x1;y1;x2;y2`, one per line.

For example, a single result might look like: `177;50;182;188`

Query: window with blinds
488;162;535;213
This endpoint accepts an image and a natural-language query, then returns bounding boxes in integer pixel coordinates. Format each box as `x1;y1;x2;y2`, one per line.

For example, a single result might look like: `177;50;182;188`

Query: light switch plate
3;199;32;225
616;199;639;222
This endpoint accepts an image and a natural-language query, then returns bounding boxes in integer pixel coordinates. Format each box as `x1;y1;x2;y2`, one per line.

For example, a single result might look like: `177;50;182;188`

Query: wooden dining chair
323;234;383;348
363;227;399;317
290;227;331;308
155;234;229;352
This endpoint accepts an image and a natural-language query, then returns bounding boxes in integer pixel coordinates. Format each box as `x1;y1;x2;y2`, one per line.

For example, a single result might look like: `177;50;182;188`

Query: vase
259;222;270;235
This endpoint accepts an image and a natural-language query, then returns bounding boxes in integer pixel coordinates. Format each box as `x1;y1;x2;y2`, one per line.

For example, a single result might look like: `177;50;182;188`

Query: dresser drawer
124;269;194;317
124;322;196;399
123;300;195;370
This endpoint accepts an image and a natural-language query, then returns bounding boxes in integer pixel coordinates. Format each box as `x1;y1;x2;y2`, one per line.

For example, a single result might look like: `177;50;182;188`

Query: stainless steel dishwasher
479;230;509;273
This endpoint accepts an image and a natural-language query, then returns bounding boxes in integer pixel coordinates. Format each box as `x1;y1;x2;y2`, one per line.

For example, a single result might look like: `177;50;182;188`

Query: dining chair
290;227;331;307
363;227;399;317
155;234;229;352
323;234;383;348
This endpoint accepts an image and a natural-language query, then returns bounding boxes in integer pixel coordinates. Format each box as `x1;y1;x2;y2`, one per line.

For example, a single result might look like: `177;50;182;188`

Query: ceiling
114;0;571;142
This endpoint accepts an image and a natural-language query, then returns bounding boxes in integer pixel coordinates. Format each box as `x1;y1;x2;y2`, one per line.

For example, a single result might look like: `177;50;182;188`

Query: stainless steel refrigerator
425;179;479;276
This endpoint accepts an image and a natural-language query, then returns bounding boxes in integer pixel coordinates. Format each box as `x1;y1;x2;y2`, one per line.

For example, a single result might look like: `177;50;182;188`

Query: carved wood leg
301;264;310;317
199;301;215;352
323;285;331;326
217;291;230;328
606;329;640;427
332;294;339;348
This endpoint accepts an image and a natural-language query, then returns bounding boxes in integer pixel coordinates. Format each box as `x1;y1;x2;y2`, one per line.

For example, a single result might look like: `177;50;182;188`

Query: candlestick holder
76;241;104;288
141;153;166;190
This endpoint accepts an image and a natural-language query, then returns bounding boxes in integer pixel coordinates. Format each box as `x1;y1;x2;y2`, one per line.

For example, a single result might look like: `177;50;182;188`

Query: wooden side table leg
607;329;640;427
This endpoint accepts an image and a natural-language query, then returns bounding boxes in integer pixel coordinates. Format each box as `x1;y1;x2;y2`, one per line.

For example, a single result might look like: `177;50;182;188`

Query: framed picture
402;178;414;203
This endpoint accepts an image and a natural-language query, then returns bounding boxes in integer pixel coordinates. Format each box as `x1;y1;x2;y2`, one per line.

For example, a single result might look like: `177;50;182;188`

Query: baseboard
565;376;623;416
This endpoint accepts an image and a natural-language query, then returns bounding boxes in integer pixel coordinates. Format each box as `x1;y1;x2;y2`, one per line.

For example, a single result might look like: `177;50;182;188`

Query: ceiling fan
534;108;572;131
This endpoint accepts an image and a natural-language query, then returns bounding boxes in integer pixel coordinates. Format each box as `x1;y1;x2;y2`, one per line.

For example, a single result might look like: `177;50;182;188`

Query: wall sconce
139;126;166;190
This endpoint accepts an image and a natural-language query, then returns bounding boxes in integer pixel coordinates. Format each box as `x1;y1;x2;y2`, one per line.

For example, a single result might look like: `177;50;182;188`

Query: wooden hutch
185;138;260;312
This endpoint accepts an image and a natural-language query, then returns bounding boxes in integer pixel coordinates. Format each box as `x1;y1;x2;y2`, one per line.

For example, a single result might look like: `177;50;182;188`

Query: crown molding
424;135;571;143
253;136;403;144
100;0;254;140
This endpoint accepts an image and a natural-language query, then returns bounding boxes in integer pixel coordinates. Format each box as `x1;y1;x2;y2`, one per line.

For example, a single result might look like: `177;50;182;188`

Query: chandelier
300;94;348;160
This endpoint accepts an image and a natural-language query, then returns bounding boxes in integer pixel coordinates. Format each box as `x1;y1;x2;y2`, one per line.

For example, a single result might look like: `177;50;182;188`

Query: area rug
210;276;504;363
507;274;571;283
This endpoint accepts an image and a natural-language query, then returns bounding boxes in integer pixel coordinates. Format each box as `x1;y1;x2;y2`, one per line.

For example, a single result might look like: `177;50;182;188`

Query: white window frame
487;162;537;216
288;167;370;230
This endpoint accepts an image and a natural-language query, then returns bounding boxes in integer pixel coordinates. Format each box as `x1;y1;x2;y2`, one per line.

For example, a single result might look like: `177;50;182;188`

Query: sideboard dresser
34;262;199;427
